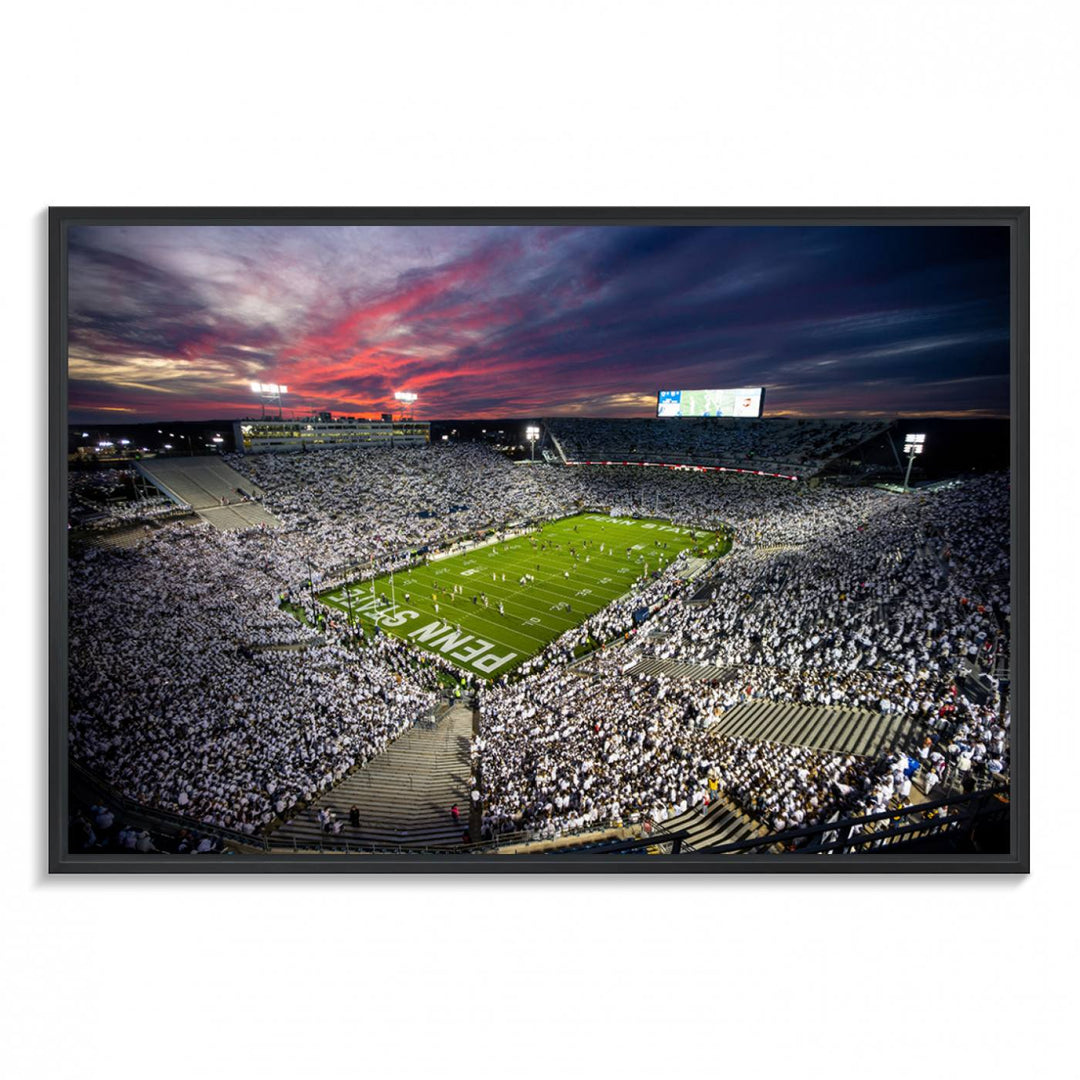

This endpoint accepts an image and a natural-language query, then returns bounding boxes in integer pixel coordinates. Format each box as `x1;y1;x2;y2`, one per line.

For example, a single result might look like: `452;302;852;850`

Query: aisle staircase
623;657;739;683
648;796;765;852
709;699;915;759
269;704;474;849
681;556;711;580
136;457;280;531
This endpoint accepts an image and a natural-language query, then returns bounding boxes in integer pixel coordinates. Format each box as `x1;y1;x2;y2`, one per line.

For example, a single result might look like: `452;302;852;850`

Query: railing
69;760;273;852
638;814;694;854
930;759;1009;797
73;758;483;856
281;814;647;855
72;759;1008;858
554;789;1010;857
462;804;713;855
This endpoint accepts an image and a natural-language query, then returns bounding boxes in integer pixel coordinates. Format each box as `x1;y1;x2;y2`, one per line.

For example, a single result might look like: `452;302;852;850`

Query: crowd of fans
67;438;1011;848
69;468;191;530
625;474;1010;775
223;444;582;577
546;417;888;475
223;442;881;585
474;664;914;840
69;467;139;500
68;526;442;832
69;798;224;855
473;473;1010;836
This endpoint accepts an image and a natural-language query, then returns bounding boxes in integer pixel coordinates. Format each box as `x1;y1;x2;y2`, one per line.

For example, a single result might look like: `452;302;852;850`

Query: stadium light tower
902;433;926;493
526;424;540;461
250;381;287;419
394;390;418;421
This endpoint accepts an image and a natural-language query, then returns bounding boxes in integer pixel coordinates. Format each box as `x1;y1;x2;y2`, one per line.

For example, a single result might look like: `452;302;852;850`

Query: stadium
66;405;1012;859
59;220;1015;864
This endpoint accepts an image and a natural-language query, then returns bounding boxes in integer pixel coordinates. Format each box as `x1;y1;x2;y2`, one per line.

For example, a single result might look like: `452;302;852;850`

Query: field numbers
319;513;717;678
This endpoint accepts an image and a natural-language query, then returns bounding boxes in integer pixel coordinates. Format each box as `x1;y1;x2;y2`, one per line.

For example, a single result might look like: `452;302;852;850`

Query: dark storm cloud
66;223;1010;421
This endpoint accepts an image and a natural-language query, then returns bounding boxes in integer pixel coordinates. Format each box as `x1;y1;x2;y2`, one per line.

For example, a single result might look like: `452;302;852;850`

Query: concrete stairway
74;513;201;551
136;457;280;530
710;699;917;760
624;657;739;683
269;704;475;849
649;797;763;852
681;556;711;580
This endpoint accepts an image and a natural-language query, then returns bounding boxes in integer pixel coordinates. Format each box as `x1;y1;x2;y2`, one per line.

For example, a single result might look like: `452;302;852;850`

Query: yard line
317;514;720;676
421;525;689;622
327;595;556;653
334;575;572;646
417;525;695;630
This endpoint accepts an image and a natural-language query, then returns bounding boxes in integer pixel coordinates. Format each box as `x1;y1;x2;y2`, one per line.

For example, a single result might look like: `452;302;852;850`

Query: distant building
233;417;430;453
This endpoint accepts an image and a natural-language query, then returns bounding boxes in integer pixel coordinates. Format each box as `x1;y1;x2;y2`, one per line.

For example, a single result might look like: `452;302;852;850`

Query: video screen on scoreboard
656;386;765;418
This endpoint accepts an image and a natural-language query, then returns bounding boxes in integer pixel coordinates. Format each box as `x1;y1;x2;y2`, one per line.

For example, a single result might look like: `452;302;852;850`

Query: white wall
4;3;1074;1077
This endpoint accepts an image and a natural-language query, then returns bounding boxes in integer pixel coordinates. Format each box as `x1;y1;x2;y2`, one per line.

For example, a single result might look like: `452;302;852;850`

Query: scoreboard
657;387;765;418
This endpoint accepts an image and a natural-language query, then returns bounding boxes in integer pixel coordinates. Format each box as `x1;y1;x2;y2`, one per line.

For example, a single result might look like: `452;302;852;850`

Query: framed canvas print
48;207;1028;873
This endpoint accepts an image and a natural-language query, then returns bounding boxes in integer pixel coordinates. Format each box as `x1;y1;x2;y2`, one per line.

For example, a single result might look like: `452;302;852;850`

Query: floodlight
903;431;926;455
250;381;286;418
525;424;541;460
901;433;927;492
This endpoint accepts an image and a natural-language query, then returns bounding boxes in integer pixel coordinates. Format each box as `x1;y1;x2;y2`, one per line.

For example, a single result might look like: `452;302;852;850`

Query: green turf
317;513;726;679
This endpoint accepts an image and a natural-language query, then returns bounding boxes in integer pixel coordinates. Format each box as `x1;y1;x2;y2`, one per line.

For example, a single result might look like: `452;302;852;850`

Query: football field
318;513;726;679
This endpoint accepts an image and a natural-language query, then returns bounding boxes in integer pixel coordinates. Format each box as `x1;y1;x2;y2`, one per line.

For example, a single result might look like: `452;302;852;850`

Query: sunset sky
66;223;1010;422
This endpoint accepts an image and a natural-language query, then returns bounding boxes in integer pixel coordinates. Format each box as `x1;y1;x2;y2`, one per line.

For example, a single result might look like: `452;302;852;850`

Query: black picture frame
49;206;1029;874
